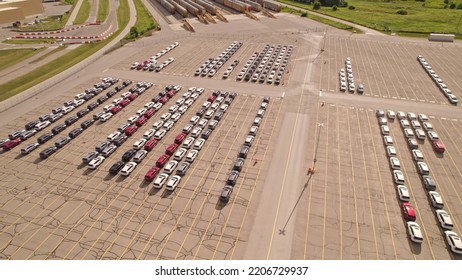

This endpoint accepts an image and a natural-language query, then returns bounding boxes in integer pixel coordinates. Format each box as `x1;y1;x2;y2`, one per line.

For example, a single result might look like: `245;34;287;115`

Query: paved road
66;0;84;26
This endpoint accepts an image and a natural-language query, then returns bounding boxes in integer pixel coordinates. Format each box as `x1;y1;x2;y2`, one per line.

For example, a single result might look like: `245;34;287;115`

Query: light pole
308;122;324;175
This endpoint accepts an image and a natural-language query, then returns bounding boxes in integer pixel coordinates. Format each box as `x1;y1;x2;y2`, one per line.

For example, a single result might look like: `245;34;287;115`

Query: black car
39;113;52;122
55;136;71;148
39;146;57;159
233;158;245;172
196;108;206;117
82;151;99;164
77;108;90;118
122;149;137;162
106;90;117;98
109;161;125;175
113;134;128;146
51;124;67;135
114;85;124;92
81;119;95;129
68;127;83;139
87;102;99;111
25;120;39;131
123;80;132;86
219;186;233;203
97;95;109;104
151;95;161;103
226;171;240;186
37;132;54;144
95;141;110;153
65;116;79;126
83;93;94;101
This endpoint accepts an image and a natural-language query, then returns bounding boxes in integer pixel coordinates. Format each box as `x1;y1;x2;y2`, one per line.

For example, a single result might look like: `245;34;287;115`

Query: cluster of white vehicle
194;41;242;78
339;57;363;94
417;55;458;105
378;109;462;254
151;90;237;192
130;42;179;72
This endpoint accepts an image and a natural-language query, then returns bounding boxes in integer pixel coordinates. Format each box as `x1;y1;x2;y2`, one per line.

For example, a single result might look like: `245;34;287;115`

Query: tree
332;5;338;11
129;26;139;38
313;1;321;9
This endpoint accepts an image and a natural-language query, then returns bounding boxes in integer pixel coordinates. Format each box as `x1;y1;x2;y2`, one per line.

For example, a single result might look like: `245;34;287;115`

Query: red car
166;90;176;98
165;143;179;156
432;140;445;153
128;93;138;101
110;105;122;114
125;125;138;136
156;154;170;168
402;202;416;221
159;96;169;104
2;138;21;151
144;108;156;119
144;139;158;151
135;116;147;127
145;166;161;182
120;99;130;107
207;95;217;102
174;133;187;145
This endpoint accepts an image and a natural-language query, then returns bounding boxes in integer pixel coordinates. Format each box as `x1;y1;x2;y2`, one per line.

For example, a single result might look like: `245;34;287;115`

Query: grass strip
30;46;67;64
97;0;110;22
0;48;45;72
74;0;92;25
0;0;130;102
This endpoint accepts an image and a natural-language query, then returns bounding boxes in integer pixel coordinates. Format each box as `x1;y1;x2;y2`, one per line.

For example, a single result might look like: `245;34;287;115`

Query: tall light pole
310;122;324;173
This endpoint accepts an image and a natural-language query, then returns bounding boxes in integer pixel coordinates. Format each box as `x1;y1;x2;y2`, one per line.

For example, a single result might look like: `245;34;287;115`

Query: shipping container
428;33;455;42
176;0;200;16
171;0;189;17
240;0;261;11
195;0;217;15
159;0;176;14
185;0;206;15
262;0;281;12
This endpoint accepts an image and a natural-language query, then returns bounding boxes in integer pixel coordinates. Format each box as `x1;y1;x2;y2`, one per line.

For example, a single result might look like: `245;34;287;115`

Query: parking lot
0;12;461;259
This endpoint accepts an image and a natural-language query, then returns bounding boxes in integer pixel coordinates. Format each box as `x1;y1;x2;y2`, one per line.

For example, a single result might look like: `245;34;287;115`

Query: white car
400;119;410;128
170;113;181;122
169;105;179;113
103;104;115;112
396;185;410;202
427;131;439;141
436;210;454;230
133;150;148;163
120;161;137;176
411;120;421;129
154;129;167;140
133;138;147;150
198;119;208;128
107;131;121;142
160;112;171;121
397;111;406;120
383;135;393;146
417;161;429;175
153;173;169;189
190;115;200;125
393;170;405;184
389;157;401;170
415;129;426;140
193;138;206;150
152;120;164;130
177;105;188;115
444;231;462;255
407;222;423;244
113;97;124;105
164;160;179;175
144;101;155;108
412;149;424;162
387;110;395;119
422;122;433;131
88;156;105;169
174;148;188;161
183;137;195;149
191;127;202;138
176;98;185;105
143;129;156;139
404;128;414;138
35;121;51;131
127;115;139;124
407;112;417;120
386;146;396;157
100;112;113;122
380;125;390;135
61;106;75;114
136;108;147;116
166;175;182;191
185;149;199;163
152;103;163;111
163;120;175;131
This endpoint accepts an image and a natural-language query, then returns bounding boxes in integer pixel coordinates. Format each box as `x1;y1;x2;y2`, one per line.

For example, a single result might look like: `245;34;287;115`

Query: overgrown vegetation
97;0;110;22
0;0;130;101
0;48;45;72
125;0;159;40
74;0;91;25
278;0;462;37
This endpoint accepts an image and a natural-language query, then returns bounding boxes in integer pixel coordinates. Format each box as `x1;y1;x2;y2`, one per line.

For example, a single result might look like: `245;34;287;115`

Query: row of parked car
194;41;242;78
130;42;179;72
339;58;363;94
222;59;240;80
0;77;122;153
417;55;458;105
36;79;139;159
83;84;186;174
378;110;461;254
236;44;292;86
147;90;237;191
219;96;269;203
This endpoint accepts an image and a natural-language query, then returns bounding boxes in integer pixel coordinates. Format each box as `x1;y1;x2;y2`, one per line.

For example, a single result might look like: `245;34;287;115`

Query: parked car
402;202;416;221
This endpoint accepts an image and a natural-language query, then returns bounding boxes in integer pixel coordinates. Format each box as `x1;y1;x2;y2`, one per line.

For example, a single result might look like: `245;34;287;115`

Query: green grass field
97;0;110;22
279;0;462;37
30;46;67;64
0;48;45;72
127;0;159;39
0;0;130;102
74;0;91;25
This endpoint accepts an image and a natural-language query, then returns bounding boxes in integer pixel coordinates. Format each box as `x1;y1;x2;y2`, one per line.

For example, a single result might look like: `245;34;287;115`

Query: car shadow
115;175;127;183
104;173;116;181
138;180;150;189
160;189;173;198
15;153;26;159
76;162;87;170
33;157;44;164
148;187;162;196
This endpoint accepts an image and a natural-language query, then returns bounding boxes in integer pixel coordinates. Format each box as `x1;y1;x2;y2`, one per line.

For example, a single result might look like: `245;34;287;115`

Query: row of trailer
156;0;281;18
